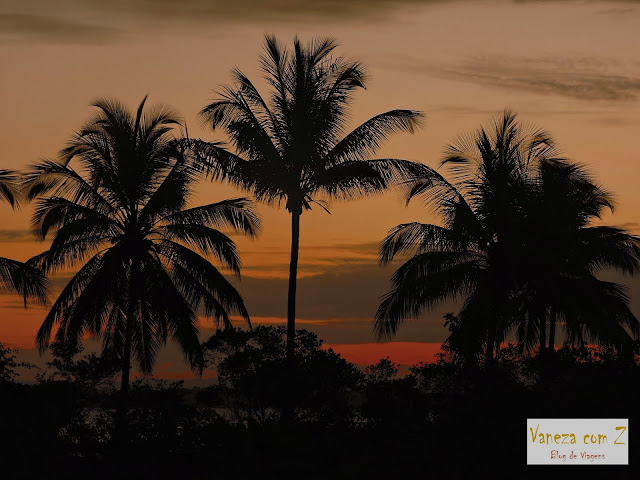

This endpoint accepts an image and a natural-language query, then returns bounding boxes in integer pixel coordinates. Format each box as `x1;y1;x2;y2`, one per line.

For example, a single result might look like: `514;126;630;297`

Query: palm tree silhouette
0;169;48;307
190;35;423;364
376;111;639;362
376;112;545;362
25;97;258;396
0;170;48;304
515;159;640;353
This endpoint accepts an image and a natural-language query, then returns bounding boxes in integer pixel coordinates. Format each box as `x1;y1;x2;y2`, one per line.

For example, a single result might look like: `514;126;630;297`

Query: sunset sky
2;0;640;378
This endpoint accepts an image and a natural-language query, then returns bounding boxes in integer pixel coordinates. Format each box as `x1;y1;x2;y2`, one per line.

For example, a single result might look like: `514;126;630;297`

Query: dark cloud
233;251;640;343
0;0;448;44
597;6;639;14
9;257;640;381
0;229;35;242
238;265;385;320
1;0;449;25
516;0;640;3
225;241;389;319
239;241;381;278
398;55;640;101
3;1;638;44
235;261;455;342
0;14;120;44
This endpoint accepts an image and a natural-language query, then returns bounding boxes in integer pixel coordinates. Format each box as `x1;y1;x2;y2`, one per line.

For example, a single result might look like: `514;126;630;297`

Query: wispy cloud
596;6;639;15
396;55;640;102
239;241;382;279
514;0;640;4
3;1;638;44
0;229;35;242
0;0;447;44
0;13;120;45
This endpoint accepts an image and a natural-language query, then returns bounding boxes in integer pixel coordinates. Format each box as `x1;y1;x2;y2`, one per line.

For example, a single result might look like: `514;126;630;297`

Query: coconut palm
0;170;48;303
25;97;258;396
514;159;640;353
376;111;549;362
190;35;423;364
376;111;640;361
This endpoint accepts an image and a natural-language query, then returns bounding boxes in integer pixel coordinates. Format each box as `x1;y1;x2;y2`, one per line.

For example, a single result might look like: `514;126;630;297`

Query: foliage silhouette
37;340;119;391
515;158;640;354
376;111;640;363
24;96;258;398
188;35;423;366
0;170;48;304
2;336;640;478
202;325;362;424
376;111;552;360
0;342;35;383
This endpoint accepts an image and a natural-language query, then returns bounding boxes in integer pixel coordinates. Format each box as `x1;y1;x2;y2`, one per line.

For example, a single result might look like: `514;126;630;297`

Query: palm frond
0;257;48;305
379;223;460;265
325;110;423;164
0;169;21;208
162;198;261;238
375;252;481;339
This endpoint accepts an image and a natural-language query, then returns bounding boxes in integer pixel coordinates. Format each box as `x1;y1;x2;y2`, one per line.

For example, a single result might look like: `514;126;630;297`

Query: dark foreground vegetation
2;326;640;479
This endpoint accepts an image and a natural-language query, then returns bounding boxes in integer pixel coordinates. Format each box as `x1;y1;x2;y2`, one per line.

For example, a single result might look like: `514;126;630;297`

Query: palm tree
376;111;640;362
25;97;258;396
190;35;423;364
0;170;48;304
514;159;640;353
376;111;547;362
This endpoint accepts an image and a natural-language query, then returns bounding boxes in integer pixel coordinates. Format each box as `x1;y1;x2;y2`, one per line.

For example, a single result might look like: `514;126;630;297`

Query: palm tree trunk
539;305;552;384
115;310;134;448
539;306;547;354
116;256;139;443
281;211;301;425
548;306;557;351
286;211;300;367
485;326;496;365
120;319;133;396
121;256;140;396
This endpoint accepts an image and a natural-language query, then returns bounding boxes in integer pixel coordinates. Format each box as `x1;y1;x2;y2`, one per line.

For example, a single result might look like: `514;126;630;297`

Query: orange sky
1;0;640;377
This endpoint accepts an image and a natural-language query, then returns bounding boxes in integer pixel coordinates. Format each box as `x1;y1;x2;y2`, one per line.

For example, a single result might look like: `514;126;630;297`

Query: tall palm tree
376;111;548;362
515;159;640;353
190;35;423;364
25;97;258;396
0;170;48;304
376;111;640;362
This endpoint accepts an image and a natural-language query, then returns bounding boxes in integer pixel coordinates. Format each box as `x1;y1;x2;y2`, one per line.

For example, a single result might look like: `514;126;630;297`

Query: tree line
2;324;639;478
